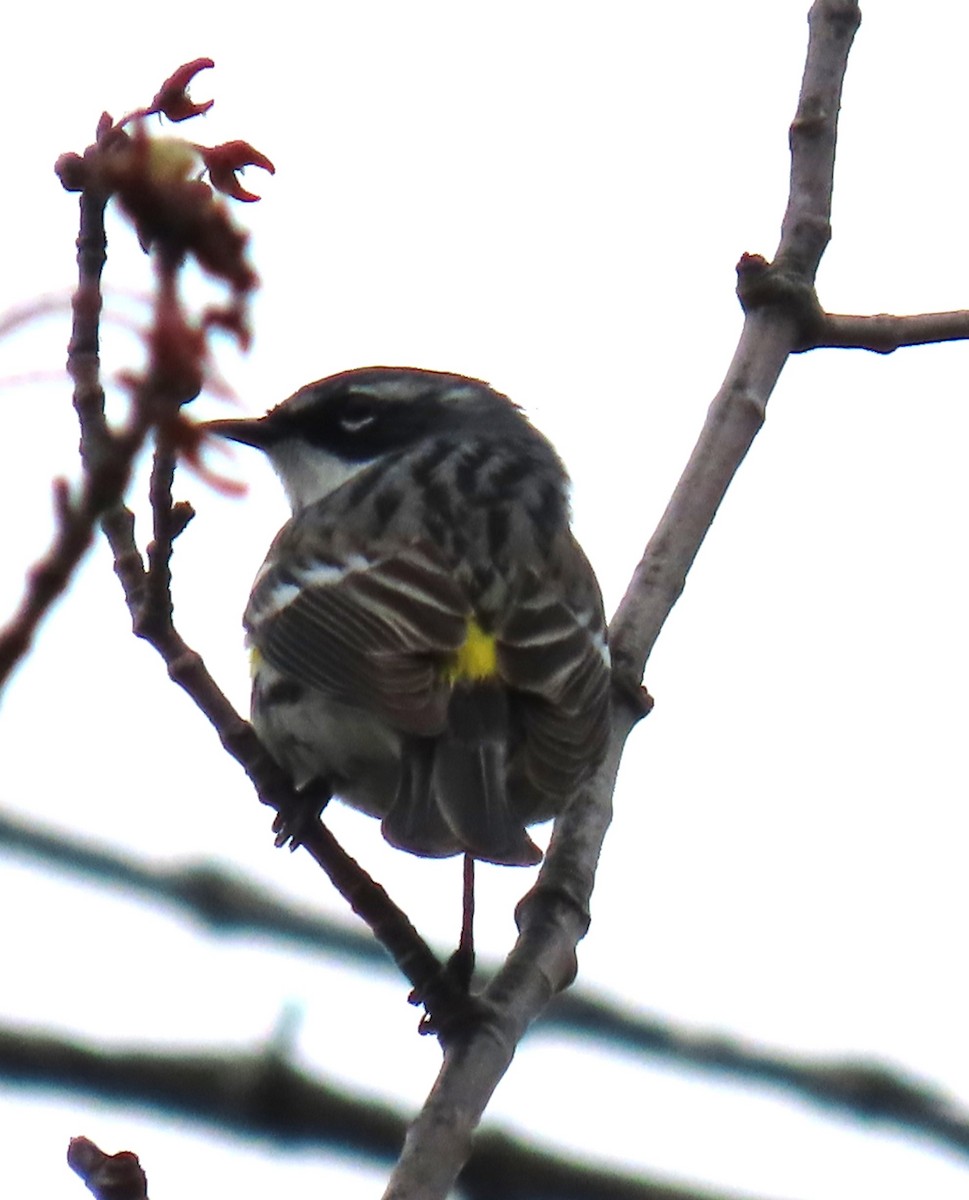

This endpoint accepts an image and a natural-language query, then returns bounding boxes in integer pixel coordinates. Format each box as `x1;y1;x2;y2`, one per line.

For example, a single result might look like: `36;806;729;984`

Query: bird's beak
202;417;276;449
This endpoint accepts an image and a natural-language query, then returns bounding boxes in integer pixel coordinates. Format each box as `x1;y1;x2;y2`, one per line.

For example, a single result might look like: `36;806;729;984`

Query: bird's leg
272;777;333;850
445;853;476;991
411;853;482;1040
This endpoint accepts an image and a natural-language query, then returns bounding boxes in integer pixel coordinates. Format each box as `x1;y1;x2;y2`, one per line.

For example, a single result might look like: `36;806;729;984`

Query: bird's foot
272;779;333;850
409;949;488;1043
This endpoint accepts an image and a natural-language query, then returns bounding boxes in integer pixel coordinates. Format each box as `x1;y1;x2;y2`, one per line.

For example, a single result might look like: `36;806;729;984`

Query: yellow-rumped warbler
208;367;610;866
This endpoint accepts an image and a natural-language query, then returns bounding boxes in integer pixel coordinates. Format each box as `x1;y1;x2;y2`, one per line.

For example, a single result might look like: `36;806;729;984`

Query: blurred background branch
3;805;968;1166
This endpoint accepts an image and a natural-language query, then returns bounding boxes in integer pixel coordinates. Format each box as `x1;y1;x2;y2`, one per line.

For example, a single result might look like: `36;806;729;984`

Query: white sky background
1;2;968;1197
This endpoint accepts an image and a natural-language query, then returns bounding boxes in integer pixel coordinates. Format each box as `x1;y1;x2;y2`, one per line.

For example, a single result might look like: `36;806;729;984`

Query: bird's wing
497;540;612;797
247;540;471;736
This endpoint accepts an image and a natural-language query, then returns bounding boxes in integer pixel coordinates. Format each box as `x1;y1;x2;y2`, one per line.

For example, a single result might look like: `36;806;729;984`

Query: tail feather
381;737;460;857
433;686;541;866
382;685;542;865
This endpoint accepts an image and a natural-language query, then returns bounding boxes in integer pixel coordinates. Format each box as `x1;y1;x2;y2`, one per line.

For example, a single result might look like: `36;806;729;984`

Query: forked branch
385;2;864;1196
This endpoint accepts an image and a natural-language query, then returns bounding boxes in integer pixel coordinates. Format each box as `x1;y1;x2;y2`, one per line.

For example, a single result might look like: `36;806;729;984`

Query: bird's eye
338;411;377;434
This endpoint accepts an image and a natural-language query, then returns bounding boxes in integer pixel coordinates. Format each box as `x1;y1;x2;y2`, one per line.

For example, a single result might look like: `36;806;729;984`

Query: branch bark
811;309;969;352
0;190;148;693
384;2;864;1194
53;111;473;1035
610;0;861;683
383;4;862;1194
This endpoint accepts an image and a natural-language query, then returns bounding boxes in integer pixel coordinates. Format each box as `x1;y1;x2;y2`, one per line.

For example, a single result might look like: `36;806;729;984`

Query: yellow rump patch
445;617;498;684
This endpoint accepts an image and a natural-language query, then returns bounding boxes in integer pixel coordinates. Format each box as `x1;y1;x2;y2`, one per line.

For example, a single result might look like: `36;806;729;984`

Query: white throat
267;439;375;512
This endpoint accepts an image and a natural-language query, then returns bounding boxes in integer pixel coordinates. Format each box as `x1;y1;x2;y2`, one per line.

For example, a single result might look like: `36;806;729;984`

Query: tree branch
386;3;864;1193
810;309;969;353
52;104;472;1034
735;257;969;353
0;190;149;694
6;803;969;1167
385;715;635;1198
610;0;861;686
3;1026;784;1200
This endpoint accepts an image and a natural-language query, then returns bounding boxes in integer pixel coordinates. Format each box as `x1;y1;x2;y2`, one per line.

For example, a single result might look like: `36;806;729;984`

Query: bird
207;366;611;868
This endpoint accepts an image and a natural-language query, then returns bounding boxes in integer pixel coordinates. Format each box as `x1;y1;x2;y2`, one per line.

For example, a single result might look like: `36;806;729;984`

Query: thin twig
127;490;463;1015
0;428;141;689
810;309;969;353
143;435;178;632
0;186;150;694
52;104;465;1029
67;1138;148;1200
114;585;463;1015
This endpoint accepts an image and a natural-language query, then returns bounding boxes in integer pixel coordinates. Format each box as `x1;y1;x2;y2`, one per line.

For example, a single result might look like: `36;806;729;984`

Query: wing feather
497;540;611;797
248;543;471;736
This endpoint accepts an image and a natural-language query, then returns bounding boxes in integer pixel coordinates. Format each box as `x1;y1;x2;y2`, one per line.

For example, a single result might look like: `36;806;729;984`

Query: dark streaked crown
211;367;531;464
